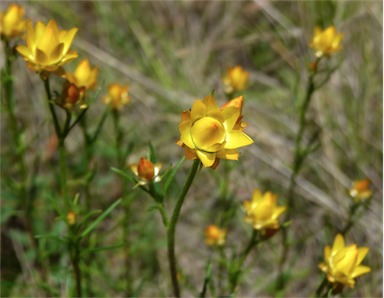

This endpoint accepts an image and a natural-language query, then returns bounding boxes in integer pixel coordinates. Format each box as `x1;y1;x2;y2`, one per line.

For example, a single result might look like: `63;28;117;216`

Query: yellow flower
349;179;372;202
0;4;26;40
243;189;286;233
61;59;98;110
65;59;98;90
103;83;130;110
223;66;250;94
130;157;162;185
177;95;253;169
310;26;343;58
319;234;370;288
205;225;227;246
67;210;76;225
16;19;78;73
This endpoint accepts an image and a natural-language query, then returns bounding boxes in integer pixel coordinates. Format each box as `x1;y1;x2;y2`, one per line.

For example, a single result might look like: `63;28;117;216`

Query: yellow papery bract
223;65;250;94
0;4;26;40
319;234;370;288
310;25;343;58
103;83;130;111
177;95;253;169
243;189;286;233
16;19;78;73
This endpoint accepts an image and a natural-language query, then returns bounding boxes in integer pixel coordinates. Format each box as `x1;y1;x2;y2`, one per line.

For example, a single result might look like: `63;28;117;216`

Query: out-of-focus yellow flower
61;59;98;110
65;59;98;90
130;157;162;185
0;4;26;40
16;19;78;73
310;26;343;58
223;66;250;94
103;83;130;110
67;210;76;225
205;225;227;246
349;179;372;202
243;189;286;234
319;234;370;288
177;95;253;169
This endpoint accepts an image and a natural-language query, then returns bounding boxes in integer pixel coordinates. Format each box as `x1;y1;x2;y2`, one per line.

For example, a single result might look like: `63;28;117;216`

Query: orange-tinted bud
67;211;76;225
137;158;155;181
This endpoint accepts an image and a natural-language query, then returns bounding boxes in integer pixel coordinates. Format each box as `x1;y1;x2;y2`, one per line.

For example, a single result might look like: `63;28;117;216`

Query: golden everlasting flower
349;179;372;202
0;4;26;40
310;26;343;58
205;225;227;247
223;66;250;94
65;59;98;90
243;189;286;233
130;157;162;185
16;19;78;73
319;234;370;288
62;59;98;109
103;83;130;110
177;95;253;169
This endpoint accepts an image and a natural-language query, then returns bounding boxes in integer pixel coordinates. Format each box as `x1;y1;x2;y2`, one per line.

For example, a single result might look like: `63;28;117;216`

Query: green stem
314;277;328;297
69;238;82;297
167;159;200;297
112;109;132;295
276;60;319;291
43;77;62;138
230;230;258;294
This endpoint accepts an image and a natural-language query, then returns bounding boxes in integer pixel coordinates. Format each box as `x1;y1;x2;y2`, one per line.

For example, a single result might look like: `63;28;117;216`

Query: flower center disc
191;117;226;152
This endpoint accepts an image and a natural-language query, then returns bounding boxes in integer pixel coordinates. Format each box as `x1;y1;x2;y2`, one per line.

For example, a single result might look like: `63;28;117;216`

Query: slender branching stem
276;58;320;291
230;229;258;294
112;109;132;295
167;159;200;297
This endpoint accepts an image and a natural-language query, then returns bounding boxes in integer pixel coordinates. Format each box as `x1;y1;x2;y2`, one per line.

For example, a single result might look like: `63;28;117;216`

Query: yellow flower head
16;19;78;73
65;59;98;90
177;95;253;169
103;83;130;111
61;59;98;110
319;234;370;288
205;225;227;247
130;157;162;186
67;210;76;225
243;189;286;233
0;4;26;40
223;66;250;94
349;179;372;202
310;25;343;58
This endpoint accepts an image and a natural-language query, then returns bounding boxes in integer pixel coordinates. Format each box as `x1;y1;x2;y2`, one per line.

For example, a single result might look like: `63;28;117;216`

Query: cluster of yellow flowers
2;2;373;294
1;4;129;111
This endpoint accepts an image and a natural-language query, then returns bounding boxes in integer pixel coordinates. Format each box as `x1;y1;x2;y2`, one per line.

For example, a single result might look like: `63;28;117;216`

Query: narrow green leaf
162;156;185;196
111;167;136;184
81;198;122;238
83;243;125;253
148;141;156;163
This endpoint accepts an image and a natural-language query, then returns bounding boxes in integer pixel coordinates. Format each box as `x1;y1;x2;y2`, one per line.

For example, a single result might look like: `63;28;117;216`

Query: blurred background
1;1;382;297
